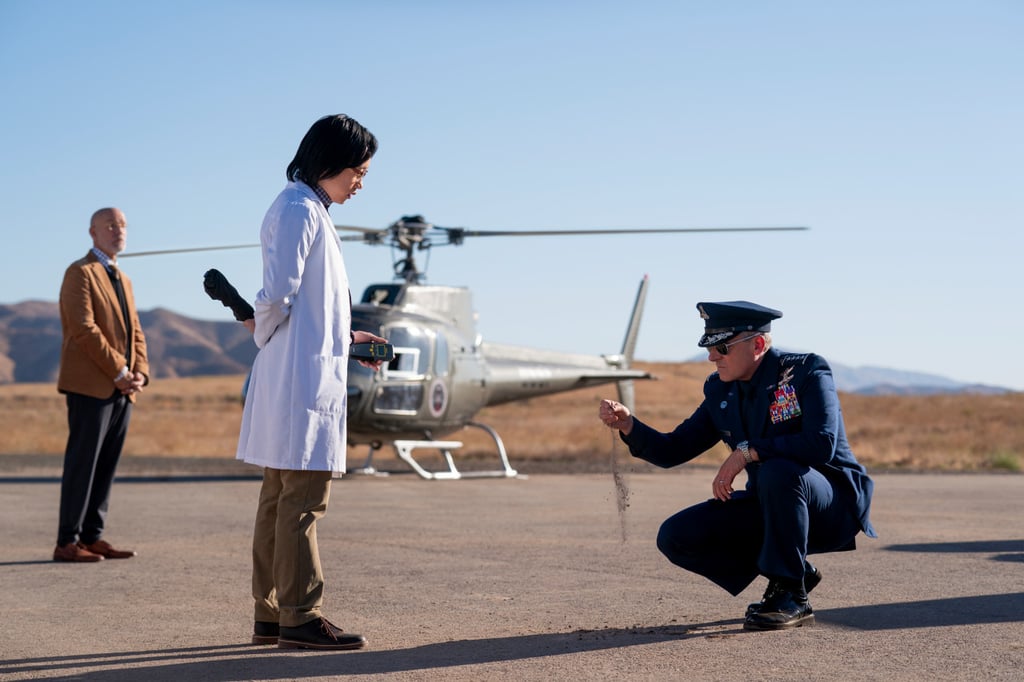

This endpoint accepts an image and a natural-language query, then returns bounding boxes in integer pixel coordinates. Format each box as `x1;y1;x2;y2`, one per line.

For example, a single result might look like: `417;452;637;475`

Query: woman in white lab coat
237;114;385;651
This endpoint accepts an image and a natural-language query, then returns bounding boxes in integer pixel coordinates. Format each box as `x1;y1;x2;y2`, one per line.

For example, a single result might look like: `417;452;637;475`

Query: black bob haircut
286;114;378;184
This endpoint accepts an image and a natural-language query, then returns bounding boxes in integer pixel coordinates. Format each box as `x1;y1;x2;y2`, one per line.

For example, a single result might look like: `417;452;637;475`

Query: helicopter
126;215;807;479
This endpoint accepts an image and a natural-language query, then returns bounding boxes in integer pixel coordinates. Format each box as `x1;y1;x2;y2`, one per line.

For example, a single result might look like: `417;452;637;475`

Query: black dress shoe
746;565;822;617
743;589;814;631
252;621;279;645
278;617;367;650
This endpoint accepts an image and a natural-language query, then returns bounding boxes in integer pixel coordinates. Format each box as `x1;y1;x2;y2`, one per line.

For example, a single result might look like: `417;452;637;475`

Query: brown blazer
57;252;150;401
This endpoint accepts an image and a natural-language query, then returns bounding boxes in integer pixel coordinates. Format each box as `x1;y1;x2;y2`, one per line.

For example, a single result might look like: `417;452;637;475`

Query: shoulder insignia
780;353;812;366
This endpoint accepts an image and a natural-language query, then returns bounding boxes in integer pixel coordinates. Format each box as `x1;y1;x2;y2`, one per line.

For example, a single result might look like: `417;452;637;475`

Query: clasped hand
115;371;145;396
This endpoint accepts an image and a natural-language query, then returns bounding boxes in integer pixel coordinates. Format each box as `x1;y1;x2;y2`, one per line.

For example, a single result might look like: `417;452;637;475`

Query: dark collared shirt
311;183;332;208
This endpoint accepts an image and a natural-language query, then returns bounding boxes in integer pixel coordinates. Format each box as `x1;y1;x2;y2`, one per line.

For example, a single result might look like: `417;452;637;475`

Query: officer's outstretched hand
599;399;634;436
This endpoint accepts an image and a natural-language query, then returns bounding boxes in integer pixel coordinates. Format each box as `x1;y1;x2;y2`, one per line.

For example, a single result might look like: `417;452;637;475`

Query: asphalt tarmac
1;466;1022;681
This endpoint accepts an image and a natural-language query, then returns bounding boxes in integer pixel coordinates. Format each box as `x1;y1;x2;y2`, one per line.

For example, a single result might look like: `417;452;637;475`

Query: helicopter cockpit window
381;326;430;379
360;284;402;306
386;347;421;377
373;384;423;415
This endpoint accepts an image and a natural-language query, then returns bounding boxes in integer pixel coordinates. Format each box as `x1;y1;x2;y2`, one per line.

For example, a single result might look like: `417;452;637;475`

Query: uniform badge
770;384;802;424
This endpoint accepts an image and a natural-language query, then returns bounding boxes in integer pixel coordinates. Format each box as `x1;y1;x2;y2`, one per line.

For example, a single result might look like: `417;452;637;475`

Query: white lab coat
236;182;352;472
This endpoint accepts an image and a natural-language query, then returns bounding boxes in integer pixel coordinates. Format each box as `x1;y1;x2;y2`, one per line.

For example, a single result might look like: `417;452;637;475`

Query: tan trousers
251;468;333;627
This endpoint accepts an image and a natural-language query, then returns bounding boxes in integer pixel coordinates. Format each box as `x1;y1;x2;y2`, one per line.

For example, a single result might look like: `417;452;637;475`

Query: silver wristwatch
737;440;753;465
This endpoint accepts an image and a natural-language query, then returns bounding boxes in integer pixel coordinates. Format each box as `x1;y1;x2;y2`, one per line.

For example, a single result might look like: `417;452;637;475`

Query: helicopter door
372;326;431;416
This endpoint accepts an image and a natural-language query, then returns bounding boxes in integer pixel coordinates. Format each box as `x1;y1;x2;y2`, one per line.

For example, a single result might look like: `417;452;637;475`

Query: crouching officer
599;300;876;630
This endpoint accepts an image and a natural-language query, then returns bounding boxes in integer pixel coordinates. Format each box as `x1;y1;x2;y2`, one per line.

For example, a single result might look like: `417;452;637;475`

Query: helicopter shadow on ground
818;592;1024;630
813;539;1024;628
883;539;1024;563
2;620;741;681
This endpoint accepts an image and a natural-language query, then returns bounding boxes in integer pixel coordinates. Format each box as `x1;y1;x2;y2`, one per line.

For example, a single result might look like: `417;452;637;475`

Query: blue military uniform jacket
624;348;876;540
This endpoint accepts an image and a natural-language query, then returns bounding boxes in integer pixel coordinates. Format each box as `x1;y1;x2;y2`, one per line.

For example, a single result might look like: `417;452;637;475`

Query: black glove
203;269;254;322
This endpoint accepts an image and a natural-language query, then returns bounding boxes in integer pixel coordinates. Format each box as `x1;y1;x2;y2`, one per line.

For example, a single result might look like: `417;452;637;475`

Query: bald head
89;207;127;258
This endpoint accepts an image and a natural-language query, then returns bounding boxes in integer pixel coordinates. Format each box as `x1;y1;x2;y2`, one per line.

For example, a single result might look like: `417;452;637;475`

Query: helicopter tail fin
613;275;649;412
620;274;648;364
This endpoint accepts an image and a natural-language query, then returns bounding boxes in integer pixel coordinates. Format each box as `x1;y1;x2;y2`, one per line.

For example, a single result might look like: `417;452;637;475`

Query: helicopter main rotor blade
119;223;808;259
334;224;386;234
446;226;808;238
120;243;260;258
121;225;386;257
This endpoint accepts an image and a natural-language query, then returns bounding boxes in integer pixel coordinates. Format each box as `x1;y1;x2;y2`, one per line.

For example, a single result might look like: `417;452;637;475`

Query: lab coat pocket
306;354;348;414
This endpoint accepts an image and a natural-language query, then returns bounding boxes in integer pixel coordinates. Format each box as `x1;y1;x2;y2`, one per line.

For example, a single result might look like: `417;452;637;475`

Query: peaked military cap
696;300;782;347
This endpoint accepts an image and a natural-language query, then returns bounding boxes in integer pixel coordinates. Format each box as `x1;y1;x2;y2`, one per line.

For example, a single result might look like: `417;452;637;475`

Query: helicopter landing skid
392;440;466;480
394;422;519;480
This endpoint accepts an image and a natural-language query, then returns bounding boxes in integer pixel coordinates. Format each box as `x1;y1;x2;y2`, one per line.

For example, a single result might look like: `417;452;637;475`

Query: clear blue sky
2;1;1021;389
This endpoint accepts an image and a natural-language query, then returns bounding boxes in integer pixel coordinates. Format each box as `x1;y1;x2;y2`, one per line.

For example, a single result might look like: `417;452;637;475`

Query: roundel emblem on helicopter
429;378;448;417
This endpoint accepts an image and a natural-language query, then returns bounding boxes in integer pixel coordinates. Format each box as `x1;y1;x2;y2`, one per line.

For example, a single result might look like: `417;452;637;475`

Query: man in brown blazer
54;207;150;563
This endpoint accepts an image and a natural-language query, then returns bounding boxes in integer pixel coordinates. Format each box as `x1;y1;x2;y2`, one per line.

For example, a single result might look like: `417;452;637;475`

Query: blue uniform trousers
656;458;862;596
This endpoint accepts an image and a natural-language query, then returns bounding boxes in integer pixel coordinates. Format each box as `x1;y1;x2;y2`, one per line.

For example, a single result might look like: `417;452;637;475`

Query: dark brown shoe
252;621;279;645
53;543;104;562
82;539;136;559
278;617;367;650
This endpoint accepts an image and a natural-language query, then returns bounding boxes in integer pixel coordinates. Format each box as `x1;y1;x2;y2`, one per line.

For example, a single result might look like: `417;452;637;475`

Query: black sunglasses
710;333;761;356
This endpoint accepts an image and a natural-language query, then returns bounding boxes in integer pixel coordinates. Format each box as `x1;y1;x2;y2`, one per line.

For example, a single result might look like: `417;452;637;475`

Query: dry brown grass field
1;362;1021;473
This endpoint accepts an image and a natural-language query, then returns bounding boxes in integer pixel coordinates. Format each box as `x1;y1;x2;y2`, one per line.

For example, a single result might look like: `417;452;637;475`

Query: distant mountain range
827;363;1010;396
676;351;1014;396
0;301;256;383
0;301;1015;394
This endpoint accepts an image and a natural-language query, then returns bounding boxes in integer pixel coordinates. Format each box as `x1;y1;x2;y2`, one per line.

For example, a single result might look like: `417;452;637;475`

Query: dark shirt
91;247;133;369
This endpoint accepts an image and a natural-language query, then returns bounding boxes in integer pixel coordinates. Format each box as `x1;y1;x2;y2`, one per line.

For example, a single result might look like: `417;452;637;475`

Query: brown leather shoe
82;539;136;559
278;617;367;650
53;543;104;562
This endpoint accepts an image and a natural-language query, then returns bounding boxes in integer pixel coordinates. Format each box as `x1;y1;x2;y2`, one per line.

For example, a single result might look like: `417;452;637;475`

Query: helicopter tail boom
480;276;653;407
